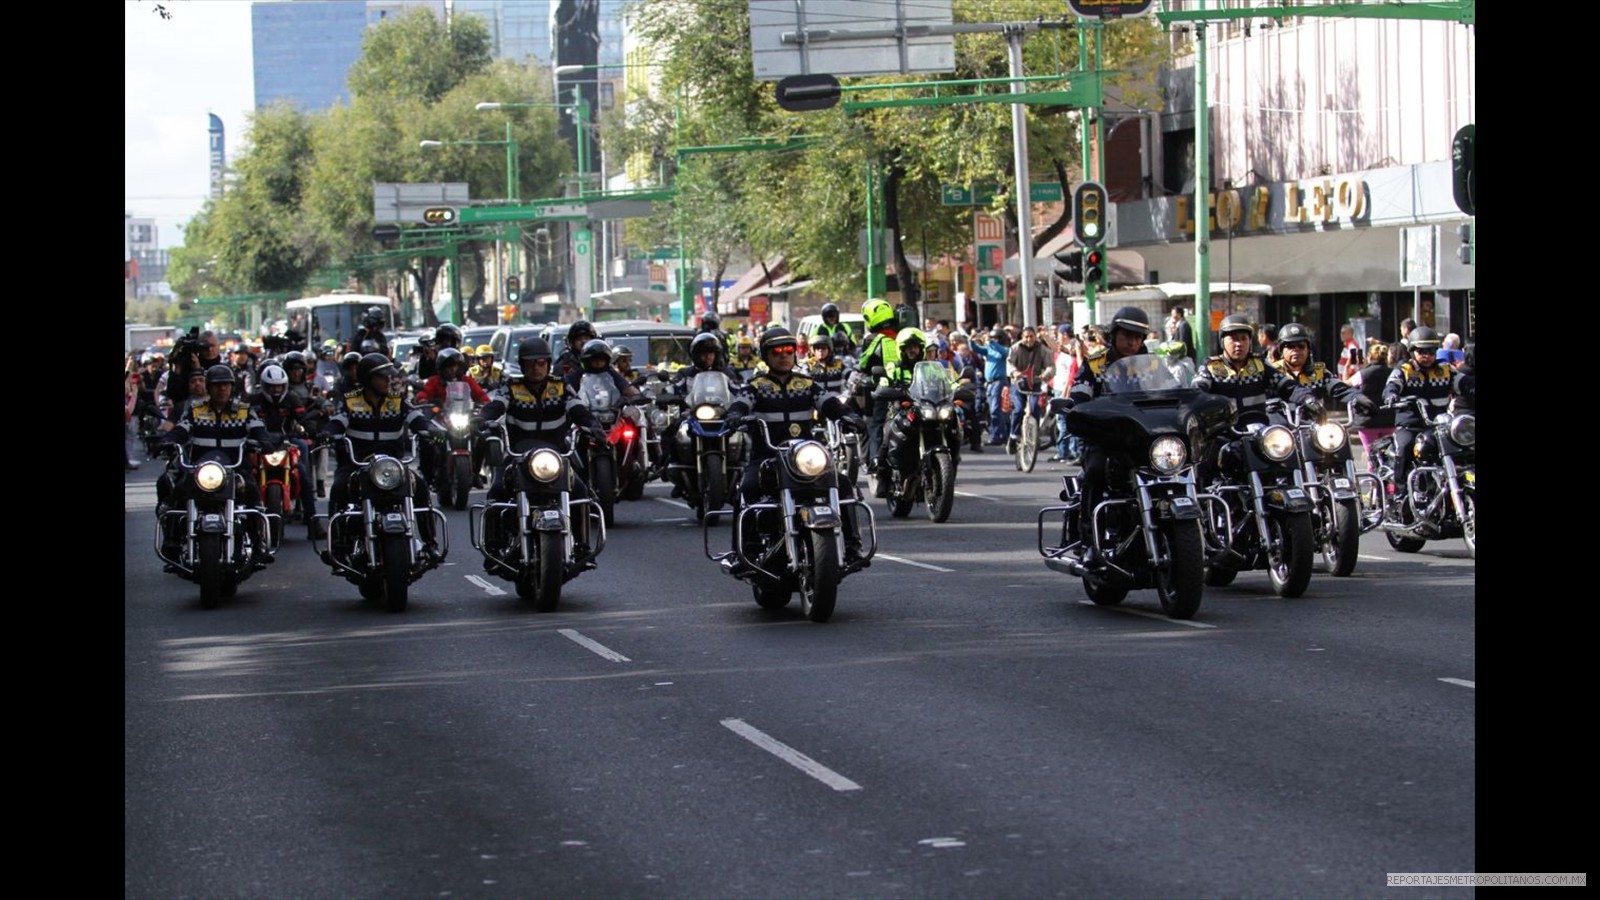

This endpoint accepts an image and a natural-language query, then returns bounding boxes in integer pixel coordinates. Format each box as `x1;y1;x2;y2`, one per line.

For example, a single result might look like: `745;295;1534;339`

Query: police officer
1271;322;1373;415
814;302;855;355
249;363;323;540
725;327;867;569
662;332;748;499
874;327;959;470
1191;314;1307;421
158;364;279;565
480;337;601;557
1064;308;1157;559
321;353;446;563
803;327;851;396
1381;326;1456;512
848;298;901;495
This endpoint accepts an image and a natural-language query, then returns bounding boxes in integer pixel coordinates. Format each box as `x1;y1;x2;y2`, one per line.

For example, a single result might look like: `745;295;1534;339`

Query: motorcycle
430;381;480;511
315;436;449;612
154;443;280;610
1285;402;1379;577
1202;398;1320;598
873;361;963;522
605;392;653;505
254;436;302;543
708;426;877;622
660;371;747;525
138;403;165;459
469;431;607;610
1373;398;1475;558
1037;356;1232;620
575;373;627;526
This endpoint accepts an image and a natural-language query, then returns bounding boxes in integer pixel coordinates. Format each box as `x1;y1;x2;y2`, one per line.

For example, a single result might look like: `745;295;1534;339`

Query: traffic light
1451;124;1474;216
1083;248;1106;287
1073;181;1108;247
1456;223;1473;266
505;275;521;303
501;304;517;324
422;207;457;226
1053;248;1084;283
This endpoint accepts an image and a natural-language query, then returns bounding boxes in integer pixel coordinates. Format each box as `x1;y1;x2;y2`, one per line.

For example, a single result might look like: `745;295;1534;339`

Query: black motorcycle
470;432;606;610
155;443;279;610
873;361;964;522
1038;356;1233;620
1285;402;1373;577
316;437;448;612
429;381;480;511
709;427;877;623
1373;398;1475;558
661;370;747;525
1203;398;1319;598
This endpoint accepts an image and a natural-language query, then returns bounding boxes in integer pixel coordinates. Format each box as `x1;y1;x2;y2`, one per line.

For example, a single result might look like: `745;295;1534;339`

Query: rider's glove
1353;396;1376;417
1301;398;1326;420
843;412;866;432
724;412;745;430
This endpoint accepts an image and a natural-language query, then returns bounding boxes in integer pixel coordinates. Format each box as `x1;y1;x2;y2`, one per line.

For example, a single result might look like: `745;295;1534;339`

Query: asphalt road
125;447;1475;899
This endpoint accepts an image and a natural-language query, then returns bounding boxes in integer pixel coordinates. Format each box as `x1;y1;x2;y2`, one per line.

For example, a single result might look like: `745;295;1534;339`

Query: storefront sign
1176;177;1370;236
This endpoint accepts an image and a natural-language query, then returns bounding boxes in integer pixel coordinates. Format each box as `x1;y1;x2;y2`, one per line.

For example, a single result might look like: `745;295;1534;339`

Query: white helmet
259;364;289;397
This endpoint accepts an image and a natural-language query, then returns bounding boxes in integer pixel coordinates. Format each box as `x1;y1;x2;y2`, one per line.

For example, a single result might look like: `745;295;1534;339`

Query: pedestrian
1256;323;1280;364
1165;307;1196;364
1337;323;1363;382
1350;343;1396;472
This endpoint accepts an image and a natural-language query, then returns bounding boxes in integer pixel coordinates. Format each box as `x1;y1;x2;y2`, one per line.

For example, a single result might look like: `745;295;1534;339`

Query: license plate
1287;489;1305;499
539;509;563;523
1333;478;1351;489
1172;497;1194;507
813;505;834;517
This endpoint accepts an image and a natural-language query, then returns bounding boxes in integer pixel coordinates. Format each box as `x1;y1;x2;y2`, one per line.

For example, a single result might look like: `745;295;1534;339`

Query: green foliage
346;6;493;105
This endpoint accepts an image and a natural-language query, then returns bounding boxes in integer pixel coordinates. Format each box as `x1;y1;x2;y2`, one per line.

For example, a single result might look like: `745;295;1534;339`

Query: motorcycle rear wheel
197;532;223;610
380;533;410;612
1154;521;1206;620
799;529;840;623
753;580;791;609
1386;531;1426;553
1268;513;1315;598
888;475;914;518
1084;574;1129;606
924;453;955;523
1324;498;1361;577
591;455;618;527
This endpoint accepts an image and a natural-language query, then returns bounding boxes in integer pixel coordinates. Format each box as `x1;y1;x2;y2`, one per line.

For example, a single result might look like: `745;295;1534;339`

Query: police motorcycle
707;424;877;623
1202;397;1321;598
872;361;965;522
1284;401;1372;577
469;426;607;611
154;443;280;610
1037;356;1232;620
1373;398;1475;558
316;436;449;613
427;381;482;511
658;370;747;524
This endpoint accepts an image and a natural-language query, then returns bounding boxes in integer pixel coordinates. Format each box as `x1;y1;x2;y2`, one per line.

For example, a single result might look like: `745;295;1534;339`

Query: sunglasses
768;347;797;356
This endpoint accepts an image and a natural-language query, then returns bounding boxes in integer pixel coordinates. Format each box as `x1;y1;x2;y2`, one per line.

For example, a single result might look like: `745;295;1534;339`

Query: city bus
284;293;395;351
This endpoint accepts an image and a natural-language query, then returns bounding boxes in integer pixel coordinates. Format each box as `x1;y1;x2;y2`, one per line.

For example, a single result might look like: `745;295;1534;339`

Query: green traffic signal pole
420;130;520;318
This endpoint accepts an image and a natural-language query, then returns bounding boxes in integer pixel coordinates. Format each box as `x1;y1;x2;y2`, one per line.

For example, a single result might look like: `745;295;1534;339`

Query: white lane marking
1438;677;1475;689
720;718;862;792
953;490;1002;502
877;554;954;573
558;629;631;663
1358;554;1391;561
919;837;967;848
652;517;690;523
654;497;691;510
1077;601;1217;629
465;575;507;596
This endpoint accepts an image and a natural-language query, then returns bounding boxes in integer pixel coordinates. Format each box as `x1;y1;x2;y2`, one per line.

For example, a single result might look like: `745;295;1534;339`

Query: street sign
423;207;457;226
775;74;842;112
371;224;401;243
1068;0;1154;18
458;202;588;224
977;274;1004;302
941;185;974;206
575;229;592;257
942;183;1064;205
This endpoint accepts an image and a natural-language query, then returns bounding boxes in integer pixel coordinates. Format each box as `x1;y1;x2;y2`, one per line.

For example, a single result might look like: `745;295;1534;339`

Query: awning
750;279;814;296
720;255;788;306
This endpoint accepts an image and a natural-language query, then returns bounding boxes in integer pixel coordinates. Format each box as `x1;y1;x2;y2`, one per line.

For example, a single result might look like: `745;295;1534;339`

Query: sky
125;0;257;250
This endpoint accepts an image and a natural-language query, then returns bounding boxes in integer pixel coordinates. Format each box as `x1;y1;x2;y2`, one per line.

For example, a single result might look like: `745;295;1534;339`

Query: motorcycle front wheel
798;529;840;623
1154;521;1206;620
197;532;223;610
518;530;564;611
264;482;287;519
1323;498;1361;577
452;455;472;511
923;452;955;523
1460;490;1475;559
1267;512;1315;598
702;453;726;524
380;533;410;612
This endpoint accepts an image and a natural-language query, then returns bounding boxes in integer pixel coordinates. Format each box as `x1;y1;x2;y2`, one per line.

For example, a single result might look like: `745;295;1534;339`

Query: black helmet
356;353;397;387
359;339;380;354
1408;326;1442;351
435;323;463;347
205;364;236;386
760;326;797;355
1108;306;1151;339
342;351;362;367
281;350;307;370
691;332;723;361
517;336;553;364
1218;314;1253;337
612;345;633;362
1277;323;1312;346
580;339;613;367
436;347;466;376
567;320;597;347
363;305;385;328
699;312;720;333
831;330;852;354
821;302;840;321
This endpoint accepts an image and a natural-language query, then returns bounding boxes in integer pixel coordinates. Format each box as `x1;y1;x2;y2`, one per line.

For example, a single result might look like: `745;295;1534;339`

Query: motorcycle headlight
790;441;830;478
937;404;954;421
448;412;471;430
694;404;721;422
1149;436;1187;474
1258;425;1296;462
369;456;404;491
527;448;563;482
264;449;288;466
648;407;668;428
919;403;939;419
1448;414;1476;447
195;462;227;492
1314;422;1347;453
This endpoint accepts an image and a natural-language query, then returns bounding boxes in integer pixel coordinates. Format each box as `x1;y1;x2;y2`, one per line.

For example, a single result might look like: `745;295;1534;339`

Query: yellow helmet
862;298;895;330
475;344;494;358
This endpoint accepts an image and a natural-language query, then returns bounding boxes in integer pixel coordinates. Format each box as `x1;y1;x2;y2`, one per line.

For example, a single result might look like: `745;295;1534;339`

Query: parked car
596;320;697;376
490;324;550;376
796;312;866;348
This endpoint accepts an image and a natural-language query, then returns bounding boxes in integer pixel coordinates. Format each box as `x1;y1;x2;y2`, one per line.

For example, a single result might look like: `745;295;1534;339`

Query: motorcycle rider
158;364;280;566
557;320;598;380
849;298;902;496
725;326;868;570
1191;314;1308;421
1153;339;1198;387
347;305;392;358
804;328;851;396
663;332;748;499
338;351;363;395
1271;322;1373;415
321;353;446;564
415;347;493;489
611;345;646;388
417;324;464;380
731;335;761;382
480;337;601;558
469;344;505;393
1066;308;1159;561
1380;326;1457;515
249;363;324;540
813;302;855;355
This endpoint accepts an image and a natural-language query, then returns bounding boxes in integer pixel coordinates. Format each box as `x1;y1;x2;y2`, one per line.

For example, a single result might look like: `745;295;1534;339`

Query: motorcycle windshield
908;362;953;404
579;373;620;411
1100;355;1182;394
444;380;473;415
687;371;733;408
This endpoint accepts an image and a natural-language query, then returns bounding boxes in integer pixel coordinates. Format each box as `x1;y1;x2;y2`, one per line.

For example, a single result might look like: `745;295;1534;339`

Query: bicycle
1010;377;1057;473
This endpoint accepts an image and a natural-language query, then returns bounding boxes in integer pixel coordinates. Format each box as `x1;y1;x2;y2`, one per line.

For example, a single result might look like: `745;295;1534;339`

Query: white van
796;312;865;346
